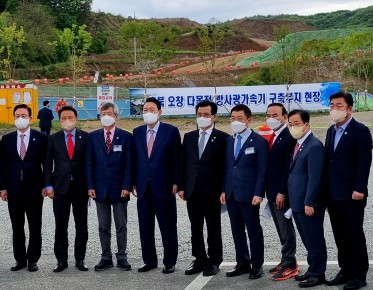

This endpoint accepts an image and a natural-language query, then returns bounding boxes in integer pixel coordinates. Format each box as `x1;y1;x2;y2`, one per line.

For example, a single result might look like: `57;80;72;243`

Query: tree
119;21;177;96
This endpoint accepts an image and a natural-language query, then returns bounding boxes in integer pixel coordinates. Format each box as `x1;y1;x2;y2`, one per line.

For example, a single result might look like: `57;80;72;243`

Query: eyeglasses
230;117;247;122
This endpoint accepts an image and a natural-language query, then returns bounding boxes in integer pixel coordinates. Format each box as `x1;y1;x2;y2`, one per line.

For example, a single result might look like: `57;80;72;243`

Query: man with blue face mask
179;100;229;277
132;97;181;274
86;102;133;272
221;104;268;280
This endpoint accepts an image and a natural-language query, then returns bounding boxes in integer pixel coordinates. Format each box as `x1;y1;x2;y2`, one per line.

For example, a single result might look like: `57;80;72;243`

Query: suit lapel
332;119;355;155
234;131;256;163
150;123;164;158
191;130;200;160
290;133;312;169
58;130;70;159
73;129;84;159
200;128;218;160
24;130;36;160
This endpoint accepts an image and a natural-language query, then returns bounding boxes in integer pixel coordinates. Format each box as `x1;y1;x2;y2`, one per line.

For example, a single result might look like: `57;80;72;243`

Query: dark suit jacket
325;118;372;200
37;107;54;127
86;127;132;202
265;126;296;202
179;128;229;200
223;130;268;202
0;129;47;198
133;122;181;199
45;129;88;195
287;133;325;213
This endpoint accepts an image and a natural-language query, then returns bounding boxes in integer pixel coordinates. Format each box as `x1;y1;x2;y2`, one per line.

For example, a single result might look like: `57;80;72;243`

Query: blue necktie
234;134;242;159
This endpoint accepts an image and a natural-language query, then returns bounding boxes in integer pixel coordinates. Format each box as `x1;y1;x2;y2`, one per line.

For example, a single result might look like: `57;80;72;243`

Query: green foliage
89;32;109;54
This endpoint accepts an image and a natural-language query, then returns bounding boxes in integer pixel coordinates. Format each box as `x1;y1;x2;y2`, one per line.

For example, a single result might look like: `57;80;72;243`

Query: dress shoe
249;267;264;279
295;270;310;281
326;271;349;286
28;262;38;272
226;263;251;277
203;264;219;276
343;279;367;290
185;259;205;275
162;265;175;274
11;262;27;271
117;260;131;271
75;260;88;271
299;276;325;288
94;260;113;271
53;261;68;273
138;264;157;272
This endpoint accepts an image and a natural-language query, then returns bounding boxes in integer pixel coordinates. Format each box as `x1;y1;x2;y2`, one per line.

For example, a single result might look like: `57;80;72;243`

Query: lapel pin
344;132;347;135
250;139;253;142
79;136;82;139
116;137;119;139
33;138;35;141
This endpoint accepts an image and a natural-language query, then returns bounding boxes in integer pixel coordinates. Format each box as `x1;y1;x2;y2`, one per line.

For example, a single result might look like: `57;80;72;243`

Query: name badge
113;145;122;152
245;147;255;155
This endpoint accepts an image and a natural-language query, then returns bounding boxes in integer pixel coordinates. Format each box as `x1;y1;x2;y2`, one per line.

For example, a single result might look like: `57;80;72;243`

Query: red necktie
293;142;299;159
148;129;154;157
106;131;112;154
268;132;276;150
67;133;74;159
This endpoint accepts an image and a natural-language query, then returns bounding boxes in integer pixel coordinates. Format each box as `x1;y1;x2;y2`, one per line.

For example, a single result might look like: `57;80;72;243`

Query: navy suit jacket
86;127;132;202
287;133;325;213
132;122;181;199
223;130;268;202
0;129;47;198
265;126;296;202
37;107;54;127
325;118;372;200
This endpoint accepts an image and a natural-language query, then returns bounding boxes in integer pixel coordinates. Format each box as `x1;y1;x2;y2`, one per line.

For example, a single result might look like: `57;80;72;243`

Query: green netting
238;28;373;67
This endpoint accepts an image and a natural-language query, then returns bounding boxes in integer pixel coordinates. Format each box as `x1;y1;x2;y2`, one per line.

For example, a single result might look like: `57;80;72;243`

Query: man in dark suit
0;104;47;272
132;97;181;274
220;104;268;280
265;103;298;281
324;92;372;290
287;109;327;288
86;102;132;272
44;106;89;272
37;100;54;136
179;100;229;277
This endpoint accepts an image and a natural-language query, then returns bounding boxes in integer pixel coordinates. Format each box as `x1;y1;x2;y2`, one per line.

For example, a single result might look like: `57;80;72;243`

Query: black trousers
186;188;222;266
8;186;43;264
53;181;88;262
40;126;51;136
328;199;369;280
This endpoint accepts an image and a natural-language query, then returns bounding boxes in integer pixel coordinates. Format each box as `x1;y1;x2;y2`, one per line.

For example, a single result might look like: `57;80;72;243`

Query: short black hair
145;97;161;110
58;105;77;118
195;100;218;115
230;104;252;118
267;102;287;115
288;109;310;123
13;104;32;117
43;100;49;106
329;91;353;107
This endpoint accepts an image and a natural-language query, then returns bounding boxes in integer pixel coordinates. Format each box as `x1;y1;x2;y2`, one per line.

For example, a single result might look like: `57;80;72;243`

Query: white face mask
330;110;347;123
196;117;212;129
231;121;247;134
100;115;115;127
266;118;282;130
61;120;76;132
15;117;30;130
289;124;306;140
143;112;158;125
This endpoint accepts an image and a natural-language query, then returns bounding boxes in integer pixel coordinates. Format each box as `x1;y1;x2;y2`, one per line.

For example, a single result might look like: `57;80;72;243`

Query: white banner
130;82;341;115
97;86;114;113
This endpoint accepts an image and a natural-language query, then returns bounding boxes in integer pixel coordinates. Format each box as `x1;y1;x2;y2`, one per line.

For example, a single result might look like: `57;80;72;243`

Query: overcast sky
92;1;372;23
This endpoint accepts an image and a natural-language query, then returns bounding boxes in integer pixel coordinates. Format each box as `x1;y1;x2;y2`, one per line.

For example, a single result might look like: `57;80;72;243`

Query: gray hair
100;102;119;116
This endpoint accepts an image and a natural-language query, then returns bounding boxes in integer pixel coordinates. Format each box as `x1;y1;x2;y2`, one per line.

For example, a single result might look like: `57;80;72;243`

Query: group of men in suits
0;92;371;290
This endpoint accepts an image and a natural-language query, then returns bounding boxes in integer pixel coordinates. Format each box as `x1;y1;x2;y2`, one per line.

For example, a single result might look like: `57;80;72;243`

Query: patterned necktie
268;132;276;150
106;131;112;154
148;129;155;157
198;131;207;159
234;134;242;159
20;134;26;160
293;142;300;159
67;133;74;159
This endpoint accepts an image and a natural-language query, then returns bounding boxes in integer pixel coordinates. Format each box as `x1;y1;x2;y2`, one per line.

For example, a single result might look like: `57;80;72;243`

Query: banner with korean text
129;82;340;116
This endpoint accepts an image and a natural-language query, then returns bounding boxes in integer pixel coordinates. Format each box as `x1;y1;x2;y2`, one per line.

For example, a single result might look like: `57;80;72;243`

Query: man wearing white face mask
179;100;229;277
221;104;268;280
0;104;47;272
265;103;298;281
132;97;181;274
44;106;89;273
86;102;133;272
325;92;372;290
